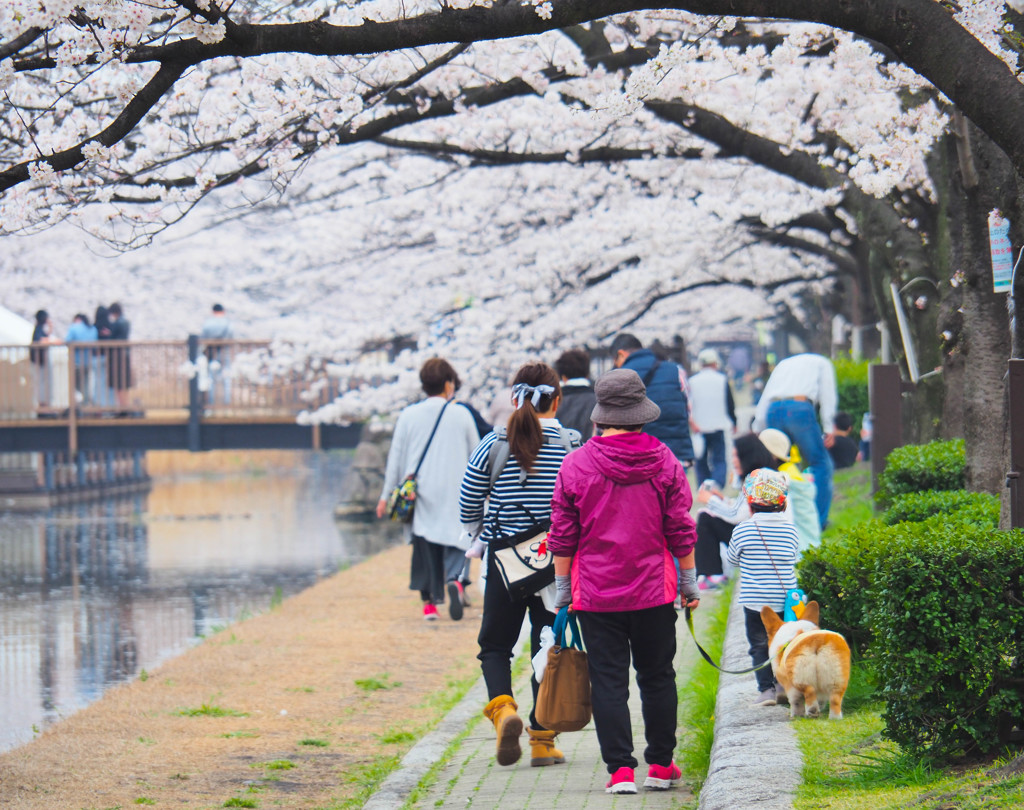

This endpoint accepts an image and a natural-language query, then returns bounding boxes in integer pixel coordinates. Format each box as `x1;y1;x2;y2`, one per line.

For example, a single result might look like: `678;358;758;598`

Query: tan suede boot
483;695;524;766
527;728;566;767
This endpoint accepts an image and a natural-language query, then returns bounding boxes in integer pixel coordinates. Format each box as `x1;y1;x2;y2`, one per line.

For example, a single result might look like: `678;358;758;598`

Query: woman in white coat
377;357;481;621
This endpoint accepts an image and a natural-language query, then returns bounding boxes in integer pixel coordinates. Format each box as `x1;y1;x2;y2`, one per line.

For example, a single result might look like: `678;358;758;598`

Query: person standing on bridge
200;303;235;406
377;357;480;621
106;302;132;413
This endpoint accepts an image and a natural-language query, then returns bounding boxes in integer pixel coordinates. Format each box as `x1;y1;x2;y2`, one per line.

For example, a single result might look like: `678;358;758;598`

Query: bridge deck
1;338;363;452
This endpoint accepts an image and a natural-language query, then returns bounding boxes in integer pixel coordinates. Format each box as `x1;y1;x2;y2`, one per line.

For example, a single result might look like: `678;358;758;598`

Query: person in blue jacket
609;334;694;466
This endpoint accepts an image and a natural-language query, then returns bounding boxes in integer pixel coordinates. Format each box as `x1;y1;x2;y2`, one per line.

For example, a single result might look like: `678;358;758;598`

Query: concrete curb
362;627;528;810
362;674;490;810
698;591;802;810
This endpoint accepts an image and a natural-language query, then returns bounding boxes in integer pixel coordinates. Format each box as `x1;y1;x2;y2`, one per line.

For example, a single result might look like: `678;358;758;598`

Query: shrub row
797;438;1019;756
874;438;965;507
882;489;999;527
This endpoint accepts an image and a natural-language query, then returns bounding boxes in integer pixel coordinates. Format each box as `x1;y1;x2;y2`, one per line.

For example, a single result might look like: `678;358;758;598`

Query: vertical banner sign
988;209;1013;293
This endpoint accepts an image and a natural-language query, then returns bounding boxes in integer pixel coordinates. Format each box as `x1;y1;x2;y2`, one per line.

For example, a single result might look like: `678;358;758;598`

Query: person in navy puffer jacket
548;368;700;796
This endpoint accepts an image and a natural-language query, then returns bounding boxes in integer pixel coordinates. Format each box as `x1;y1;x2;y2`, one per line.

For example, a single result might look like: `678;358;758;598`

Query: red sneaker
644;761;682;790
605;766;636;794
423;603;438;621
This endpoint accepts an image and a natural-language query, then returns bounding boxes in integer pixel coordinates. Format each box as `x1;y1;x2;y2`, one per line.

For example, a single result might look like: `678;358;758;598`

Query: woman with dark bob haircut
692;433;780;587
378;357;481;620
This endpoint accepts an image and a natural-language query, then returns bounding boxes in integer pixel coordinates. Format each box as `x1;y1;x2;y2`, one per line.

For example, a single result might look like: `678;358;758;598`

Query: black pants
477;546;554;730
577;604;677;773
694;512;734;577
409;534;466;604
744;607;778;693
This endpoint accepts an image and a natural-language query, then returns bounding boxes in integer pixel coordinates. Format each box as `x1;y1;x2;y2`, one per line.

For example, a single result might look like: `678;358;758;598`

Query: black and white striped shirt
725;511;799;612
459;419;573;543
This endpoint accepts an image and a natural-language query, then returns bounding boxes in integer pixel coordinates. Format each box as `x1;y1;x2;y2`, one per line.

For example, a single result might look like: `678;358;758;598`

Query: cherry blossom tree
3;2;1023;510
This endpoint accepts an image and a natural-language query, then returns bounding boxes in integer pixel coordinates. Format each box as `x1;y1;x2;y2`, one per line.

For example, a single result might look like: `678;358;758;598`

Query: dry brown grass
0;545;482;809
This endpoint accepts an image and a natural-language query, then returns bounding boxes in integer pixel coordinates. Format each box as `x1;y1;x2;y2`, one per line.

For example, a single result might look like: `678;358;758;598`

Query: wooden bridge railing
0;337;337;424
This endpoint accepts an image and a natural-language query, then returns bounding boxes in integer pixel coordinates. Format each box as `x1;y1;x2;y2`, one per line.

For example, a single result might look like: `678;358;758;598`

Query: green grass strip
678;585;734;794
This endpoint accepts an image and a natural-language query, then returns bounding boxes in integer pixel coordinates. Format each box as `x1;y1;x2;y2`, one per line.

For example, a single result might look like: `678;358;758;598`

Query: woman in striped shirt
724;468;799;707
459;362;579;770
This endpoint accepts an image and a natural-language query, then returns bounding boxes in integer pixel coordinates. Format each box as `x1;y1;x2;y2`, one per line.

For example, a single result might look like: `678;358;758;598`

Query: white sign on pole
988;209;1013;293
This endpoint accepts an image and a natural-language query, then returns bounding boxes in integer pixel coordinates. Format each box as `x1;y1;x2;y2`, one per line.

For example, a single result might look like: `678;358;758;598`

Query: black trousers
694;511;734;577
409;534;466;604
577;604;677;773
477;546;554;730
744;607;778;693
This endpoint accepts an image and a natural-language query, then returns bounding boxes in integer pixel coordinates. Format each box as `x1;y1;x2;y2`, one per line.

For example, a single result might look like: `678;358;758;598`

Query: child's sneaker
644;761;682;790
606;766;636;794
697;575;710;591
423;603;439;621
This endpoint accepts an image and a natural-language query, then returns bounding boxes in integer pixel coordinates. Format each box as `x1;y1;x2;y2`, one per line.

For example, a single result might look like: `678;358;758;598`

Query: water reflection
0;451;401;753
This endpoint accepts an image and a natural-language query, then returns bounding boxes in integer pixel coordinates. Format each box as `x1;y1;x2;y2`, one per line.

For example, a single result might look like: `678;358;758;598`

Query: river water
0;451;401;753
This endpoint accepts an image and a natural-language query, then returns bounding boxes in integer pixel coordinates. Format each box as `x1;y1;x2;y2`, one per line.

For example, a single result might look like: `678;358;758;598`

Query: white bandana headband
512;383;555;410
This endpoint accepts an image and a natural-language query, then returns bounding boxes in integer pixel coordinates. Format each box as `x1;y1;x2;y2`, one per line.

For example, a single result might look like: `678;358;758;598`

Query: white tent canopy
0;305;33;344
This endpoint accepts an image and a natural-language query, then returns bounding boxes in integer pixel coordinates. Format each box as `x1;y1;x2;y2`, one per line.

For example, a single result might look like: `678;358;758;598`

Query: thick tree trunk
953;121;1019;499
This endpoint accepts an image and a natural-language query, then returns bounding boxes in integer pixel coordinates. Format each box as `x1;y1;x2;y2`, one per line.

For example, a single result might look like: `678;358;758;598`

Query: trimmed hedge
870;526;1024;756
797;520;893;657
875;439;965;507
882;490;999;527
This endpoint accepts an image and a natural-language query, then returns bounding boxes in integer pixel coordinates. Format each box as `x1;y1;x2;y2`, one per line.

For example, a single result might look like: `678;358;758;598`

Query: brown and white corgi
760;601;851;719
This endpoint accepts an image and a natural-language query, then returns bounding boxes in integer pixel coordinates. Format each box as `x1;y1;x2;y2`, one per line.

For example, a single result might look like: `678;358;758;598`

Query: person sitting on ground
825;411;860;469
692;433;780;589
725;468;799;707
758;428;821;553
549;368;700;795
459;362;581;770
553;347;597;440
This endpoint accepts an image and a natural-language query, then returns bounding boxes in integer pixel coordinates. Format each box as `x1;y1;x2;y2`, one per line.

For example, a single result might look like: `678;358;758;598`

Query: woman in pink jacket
549;368;701;795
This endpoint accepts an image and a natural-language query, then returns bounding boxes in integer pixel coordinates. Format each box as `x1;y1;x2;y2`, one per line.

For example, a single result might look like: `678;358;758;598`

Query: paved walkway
364;587;802;809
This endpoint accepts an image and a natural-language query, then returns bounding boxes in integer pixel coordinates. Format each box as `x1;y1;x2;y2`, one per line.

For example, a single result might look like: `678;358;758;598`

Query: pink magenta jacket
548;432;697;612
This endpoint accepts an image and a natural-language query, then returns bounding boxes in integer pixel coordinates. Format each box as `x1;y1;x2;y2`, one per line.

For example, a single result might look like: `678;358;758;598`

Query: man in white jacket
751;353;838;529
688;349;736;489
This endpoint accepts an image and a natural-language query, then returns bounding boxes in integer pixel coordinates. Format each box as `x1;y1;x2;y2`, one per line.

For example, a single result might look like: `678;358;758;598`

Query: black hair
734;433;780;478
555;348;591;380
609;333;643;355
419;357;461;396
834;411;853;431
507;362;561;472
594;423;643;433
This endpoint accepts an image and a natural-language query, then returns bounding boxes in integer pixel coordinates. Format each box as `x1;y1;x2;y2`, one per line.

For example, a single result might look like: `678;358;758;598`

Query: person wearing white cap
688;348;736;489
758;428;821;552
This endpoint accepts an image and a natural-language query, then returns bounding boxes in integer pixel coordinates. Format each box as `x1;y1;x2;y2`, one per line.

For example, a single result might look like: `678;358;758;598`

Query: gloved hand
679;567;701;606
465;538;487;559
554;574;572;609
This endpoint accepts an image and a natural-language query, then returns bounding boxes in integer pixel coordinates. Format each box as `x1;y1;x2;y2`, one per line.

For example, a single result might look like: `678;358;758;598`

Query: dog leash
683;606;774;675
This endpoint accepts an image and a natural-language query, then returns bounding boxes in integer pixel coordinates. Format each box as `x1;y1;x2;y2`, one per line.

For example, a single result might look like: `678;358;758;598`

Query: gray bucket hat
590;368;661;426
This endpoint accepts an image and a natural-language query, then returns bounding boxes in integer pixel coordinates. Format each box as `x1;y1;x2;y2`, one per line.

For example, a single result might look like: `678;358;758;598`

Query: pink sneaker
423;603;438;621
605;766;636;794
644;761;682;790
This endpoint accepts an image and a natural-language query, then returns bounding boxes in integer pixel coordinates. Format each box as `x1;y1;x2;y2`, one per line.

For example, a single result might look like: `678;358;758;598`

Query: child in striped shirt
725;468;799;707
